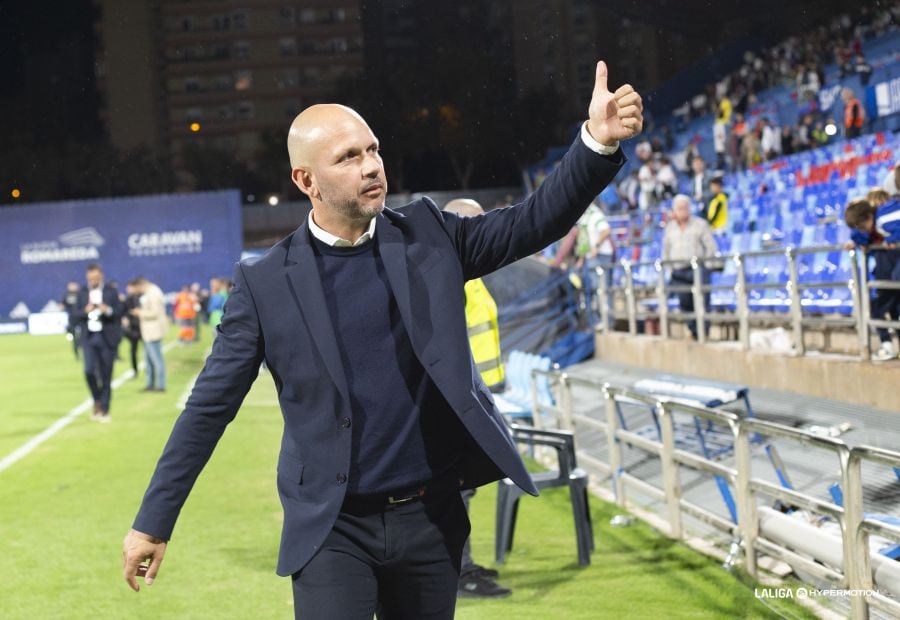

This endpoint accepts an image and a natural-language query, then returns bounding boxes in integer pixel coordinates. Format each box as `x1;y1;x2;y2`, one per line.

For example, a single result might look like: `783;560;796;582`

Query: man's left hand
587;61;643;147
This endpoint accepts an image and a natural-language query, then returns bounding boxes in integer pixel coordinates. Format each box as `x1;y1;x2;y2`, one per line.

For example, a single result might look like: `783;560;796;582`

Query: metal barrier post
603;385;625;506
655;259;669;339
858;249;873;360
559;373;575;431
787;248;805;355
735;254;750;350
691;257;706;344
658;402;683;539
850;249;872;360
624;260;637;336
596;265;610;333
734;423;758;577
844;448;870;620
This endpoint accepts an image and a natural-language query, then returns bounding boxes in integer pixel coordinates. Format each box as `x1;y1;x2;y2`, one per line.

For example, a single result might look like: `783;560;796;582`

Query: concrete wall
594;332;898;413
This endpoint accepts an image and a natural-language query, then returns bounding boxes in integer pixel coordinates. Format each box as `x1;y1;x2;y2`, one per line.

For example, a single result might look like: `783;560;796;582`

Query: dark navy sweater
312;235;464;495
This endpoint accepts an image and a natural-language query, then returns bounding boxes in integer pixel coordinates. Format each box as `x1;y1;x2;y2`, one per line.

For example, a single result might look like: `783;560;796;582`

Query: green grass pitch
0;331;818;619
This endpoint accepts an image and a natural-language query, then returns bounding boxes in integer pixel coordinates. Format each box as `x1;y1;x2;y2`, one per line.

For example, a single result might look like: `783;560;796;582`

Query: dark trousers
83;332;116;412
460;488;476;572
291;486;469;619
670;267;710;339
871;252;900;344
126;335;140;374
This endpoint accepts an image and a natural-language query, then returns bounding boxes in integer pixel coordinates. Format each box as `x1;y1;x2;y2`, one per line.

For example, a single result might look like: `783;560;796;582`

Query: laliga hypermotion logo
19;227;105;265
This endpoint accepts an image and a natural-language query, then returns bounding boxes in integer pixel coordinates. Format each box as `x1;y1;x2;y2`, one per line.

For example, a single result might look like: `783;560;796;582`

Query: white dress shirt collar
307;211;377;247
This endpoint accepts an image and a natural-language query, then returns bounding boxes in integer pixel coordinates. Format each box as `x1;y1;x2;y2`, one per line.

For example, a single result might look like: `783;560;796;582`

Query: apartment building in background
94;0;364;169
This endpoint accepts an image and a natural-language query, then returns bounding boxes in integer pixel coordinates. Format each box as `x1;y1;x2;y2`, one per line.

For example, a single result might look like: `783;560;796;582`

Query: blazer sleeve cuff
580;122;620;155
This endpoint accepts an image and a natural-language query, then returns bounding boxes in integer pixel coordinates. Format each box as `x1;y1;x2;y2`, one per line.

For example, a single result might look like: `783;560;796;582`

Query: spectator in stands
781;125;796;156
703;177;728;231
656;155;677;199
663;195;717;339
443;199;512;600
853;54;873;86
881;162;899;197
122;281;143;378
729;113;747;171
70;264;124;422
760;117;782;161
811;120;829;147
638;155;659;210
617;170;639;211
842;88;865;139
741;127;762;169
131;277;168;392
844;191;900;361
683;141;699;173
713;114;728;170
795;113;814;152
690;157;710;204
717;95;733;125
61;281;82;360
796;63;821;102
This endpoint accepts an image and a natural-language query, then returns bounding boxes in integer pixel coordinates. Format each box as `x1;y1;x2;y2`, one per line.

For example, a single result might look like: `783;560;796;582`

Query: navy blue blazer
133;136;624;577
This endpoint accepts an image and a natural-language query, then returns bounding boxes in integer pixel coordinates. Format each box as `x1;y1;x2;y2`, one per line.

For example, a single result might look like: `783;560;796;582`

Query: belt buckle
387;495;415;505
387;487;424;505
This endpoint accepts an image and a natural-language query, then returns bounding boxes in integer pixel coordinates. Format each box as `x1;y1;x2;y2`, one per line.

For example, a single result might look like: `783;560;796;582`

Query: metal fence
529;369;900;619
594;243;900;358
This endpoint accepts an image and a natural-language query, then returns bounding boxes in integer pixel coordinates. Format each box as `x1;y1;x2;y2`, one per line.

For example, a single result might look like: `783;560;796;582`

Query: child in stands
844;189;900;361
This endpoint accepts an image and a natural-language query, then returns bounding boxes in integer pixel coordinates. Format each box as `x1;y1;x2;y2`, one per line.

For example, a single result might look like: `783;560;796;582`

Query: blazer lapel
376;212;417;348
284;223;351;405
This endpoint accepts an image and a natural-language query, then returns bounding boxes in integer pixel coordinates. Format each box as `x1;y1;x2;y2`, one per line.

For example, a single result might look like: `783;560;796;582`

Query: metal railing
529;369;900;619
594;243;900;359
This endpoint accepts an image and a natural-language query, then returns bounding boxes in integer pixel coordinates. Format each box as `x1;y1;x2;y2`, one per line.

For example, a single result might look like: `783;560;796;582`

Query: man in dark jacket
123;60;643;619
70;263;124;421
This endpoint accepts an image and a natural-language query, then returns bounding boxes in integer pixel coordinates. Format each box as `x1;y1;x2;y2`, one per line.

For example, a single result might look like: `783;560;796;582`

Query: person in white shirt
71;264;124;421
663;195;717;339
760;118;782;160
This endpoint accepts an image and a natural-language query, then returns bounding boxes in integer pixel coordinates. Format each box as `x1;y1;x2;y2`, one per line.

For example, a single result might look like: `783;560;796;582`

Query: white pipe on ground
758;506;900;596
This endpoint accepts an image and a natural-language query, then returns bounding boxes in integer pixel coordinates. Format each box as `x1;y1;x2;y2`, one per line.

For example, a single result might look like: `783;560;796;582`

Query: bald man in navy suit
124;60;643;619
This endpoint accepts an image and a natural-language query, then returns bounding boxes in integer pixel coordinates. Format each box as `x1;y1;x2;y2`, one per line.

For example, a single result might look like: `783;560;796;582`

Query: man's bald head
287;104;371;169
443;198;485;217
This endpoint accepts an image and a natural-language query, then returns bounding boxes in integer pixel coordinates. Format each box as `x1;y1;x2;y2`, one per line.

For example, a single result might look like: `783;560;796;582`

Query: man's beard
321;187;385;222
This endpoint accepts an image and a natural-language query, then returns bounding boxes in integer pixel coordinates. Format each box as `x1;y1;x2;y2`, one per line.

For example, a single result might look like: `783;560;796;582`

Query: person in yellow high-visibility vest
443;198;512;599
464;277;505;388
445;199;506;391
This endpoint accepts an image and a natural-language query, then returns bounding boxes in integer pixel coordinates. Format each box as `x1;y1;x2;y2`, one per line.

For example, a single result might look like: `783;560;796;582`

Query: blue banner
872;76;900;119
0;191;243;318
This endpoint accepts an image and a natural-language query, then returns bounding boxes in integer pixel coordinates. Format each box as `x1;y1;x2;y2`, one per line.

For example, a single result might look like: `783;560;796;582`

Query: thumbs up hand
587;61;644;147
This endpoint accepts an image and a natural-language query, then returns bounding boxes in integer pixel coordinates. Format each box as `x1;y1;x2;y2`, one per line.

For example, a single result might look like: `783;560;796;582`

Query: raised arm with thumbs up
587;60;644;147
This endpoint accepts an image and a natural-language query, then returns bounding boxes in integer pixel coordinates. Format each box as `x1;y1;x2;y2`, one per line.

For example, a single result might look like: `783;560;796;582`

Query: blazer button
341;417;351;428
336;473;347;484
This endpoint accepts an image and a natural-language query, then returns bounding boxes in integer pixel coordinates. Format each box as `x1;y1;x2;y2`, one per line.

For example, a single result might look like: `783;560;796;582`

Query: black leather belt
342;469;461;514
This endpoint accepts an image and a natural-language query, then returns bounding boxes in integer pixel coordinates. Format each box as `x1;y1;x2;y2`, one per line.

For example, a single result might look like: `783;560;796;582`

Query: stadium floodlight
268;195;280;206
824;123;837;136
